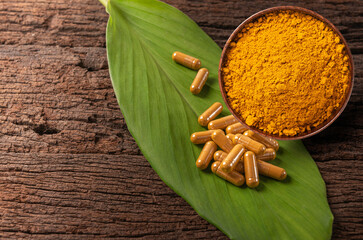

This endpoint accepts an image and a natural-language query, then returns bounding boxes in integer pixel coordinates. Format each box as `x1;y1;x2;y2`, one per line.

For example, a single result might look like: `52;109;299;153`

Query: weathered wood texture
0;0;361;239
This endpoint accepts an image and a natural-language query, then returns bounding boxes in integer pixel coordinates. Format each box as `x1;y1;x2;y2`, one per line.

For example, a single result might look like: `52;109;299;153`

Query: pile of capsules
171;50;286;188
191;102;287;188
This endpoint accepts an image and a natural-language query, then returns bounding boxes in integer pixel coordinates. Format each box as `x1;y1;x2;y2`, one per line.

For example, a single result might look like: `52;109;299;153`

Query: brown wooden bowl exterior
218;6;354;140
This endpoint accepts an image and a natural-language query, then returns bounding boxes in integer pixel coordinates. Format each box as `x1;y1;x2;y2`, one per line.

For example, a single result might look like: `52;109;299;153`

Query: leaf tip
99;0;108;10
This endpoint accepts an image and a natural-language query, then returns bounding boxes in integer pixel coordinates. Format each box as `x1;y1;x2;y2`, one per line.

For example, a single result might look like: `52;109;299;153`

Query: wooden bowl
218;6;354;140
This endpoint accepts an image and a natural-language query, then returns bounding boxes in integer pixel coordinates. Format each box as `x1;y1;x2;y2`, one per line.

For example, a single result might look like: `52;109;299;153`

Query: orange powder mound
222;10;351;136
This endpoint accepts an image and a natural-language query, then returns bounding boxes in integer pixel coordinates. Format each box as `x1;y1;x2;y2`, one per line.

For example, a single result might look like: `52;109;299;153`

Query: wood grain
0;0;362;239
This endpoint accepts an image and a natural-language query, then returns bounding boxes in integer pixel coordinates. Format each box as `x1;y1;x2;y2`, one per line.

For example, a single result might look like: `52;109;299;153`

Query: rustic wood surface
0;0;362;239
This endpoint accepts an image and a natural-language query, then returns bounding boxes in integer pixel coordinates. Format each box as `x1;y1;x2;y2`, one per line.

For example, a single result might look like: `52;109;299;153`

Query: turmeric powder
222;10;351;136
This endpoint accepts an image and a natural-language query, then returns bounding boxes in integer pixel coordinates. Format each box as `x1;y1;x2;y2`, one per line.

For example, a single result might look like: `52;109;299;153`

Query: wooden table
0;0;361;238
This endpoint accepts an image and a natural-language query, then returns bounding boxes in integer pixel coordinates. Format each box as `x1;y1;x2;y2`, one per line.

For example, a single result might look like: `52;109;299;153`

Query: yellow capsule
221;144;246;173
244;151;259;188
244;130;279;151
226;122;248;134
235;134;266;155
198;102;223;127
172;51;201;70
211;161;245;187
208;115;238;130
214;150;243;173
213;150;227;161
196;141;217;170
257;160;287;180
256;148;276;161
190;130;214;144
211;130;234;153
190;68;209;94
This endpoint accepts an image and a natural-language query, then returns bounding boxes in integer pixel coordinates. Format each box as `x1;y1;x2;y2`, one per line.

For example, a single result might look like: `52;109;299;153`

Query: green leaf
105;0;333;239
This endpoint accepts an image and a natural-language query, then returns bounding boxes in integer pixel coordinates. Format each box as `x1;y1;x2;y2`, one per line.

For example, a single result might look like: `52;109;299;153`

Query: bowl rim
218;6;355;140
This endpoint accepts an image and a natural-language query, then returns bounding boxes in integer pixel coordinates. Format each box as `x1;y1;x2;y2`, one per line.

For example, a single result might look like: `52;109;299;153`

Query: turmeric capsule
221;144;246;173
226;133;235;142
172;51;201;70
208;115;238;130
234;161;244;173
244;130;279;151
211;130;234;153
226;133;236;147
244;151;259;188
196;141;217;170
257;160;287;180
235;134;266;155
211;161;245;187
256;148;276;161
198;102;223;126
190;130;214;144
226;122;248;134
213;150;227;161
214;150;243;173
190;68;209;94
232;134;240;145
